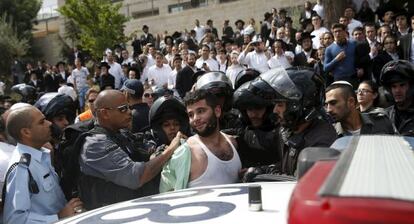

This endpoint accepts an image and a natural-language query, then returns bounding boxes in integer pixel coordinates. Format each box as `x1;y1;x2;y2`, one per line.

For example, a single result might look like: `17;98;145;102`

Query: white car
57;182;296;224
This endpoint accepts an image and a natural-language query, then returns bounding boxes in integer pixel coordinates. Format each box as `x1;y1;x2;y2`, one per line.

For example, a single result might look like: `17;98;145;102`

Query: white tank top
188;132;241;188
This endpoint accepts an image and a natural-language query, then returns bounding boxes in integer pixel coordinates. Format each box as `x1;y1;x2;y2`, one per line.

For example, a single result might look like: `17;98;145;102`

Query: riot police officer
34;93;76;141
11;83;37;105
380;60;414;136
148;96;191;147
232;81;282;169
254;67;337;176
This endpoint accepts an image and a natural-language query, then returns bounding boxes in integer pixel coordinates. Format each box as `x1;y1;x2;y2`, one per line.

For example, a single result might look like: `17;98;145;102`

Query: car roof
57;182;296;224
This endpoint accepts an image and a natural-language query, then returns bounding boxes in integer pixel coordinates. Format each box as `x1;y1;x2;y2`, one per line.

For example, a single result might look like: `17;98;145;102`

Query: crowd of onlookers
1;0;414;223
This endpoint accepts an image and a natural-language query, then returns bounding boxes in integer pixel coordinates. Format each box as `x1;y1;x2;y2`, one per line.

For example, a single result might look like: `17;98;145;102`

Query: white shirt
71;66;89;90
348;18;363;37
147;64;173;88
168;68;179;89
311;27;329;49
194;25;205;44
195;58;219;71
313;3;325;18
108;61;124;89
411;33;414;63
187;133;241;188
238;50;269;73
268;51;294;69
226;64;245;88
218;61;228;73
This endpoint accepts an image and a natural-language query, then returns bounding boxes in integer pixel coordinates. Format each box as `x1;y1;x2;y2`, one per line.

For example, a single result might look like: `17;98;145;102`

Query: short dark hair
184;89;219;109
6;106;35;141
326;83;357;102
331;23;347;31
352;26;364;34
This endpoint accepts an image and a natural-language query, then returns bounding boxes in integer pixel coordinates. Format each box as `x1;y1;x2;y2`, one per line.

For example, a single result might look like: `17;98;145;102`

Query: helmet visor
260;68;302;102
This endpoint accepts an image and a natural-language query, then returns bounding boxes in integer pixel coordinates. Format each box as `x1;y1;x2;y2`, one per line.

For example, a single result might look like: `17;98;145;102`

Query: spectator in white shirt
147;52;172;88
344;7;362;36
72;58;90;111
195;45;219;71
238;35;270;73
268;39;294;69
107;53;124;89
311;14;329;49
168;55;182;89
226;51;245;87
193;19;205;44
313;0;324;18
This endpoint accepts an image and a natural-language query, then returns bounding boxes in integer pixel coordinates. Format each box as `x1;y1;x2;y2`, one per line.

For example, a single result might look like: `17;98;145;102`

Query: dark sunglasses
101;104;130;113
144;93;156;98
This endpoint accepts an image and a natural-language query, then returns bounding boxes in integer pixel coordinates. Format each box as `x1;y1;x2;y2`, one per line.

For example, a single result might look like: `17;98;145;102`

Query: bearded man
159;89;242;192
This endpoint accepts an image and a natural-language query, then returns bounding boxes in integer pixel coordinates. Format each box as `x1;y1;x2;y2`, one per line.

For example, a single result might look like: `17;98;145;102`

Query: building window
131;8;160;19
168;0;209;13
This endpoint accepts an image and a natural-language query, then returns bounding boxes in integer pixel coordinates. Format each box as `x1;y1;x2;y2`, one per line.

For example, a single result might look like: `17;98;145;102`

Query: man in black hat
56;61;69;81
234;19;245;46
122;79;149;133
98;62;115;90
222;19;234;40
261;12;273;43
140;25;155;46
294;32;318;67
394;11;410;38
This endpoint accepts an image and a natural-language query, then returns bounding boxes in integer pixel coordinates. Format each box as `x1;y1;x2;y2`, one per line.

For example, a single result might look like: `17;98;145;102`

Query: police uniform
386;106;414;136
78;126;156;210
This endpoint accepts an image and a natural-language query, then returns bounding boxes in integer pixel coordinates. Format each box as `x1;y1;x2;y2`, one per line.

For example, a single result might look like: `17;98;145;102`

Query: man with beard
252;67;337;176
380;60;414;136
293;32;318;68
325;81;395;137
324;23;357;86
237;35;270;73
176;52;197;98
160;89;241;192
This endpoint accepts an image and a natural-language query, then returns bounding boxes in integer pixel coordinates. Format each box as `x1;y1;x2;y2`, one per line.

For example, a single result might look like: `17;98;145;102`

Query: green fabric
159;143;191;193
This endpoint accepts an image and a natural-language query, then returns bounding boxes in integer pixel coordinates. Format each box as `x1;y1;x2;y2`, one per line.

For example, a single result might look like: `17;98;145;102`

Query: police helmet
149;96;190;145
258;67;324;129
195;71;233;111
233;81;272;110
380;60;414;87
234;68;261;89
34;92;76;124
11;84;37;104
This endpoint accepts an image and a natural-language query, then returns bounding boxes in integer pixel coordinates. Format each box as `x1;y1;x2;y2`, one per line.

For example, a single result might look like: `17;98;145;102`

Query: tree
0;0;41;40
0;15;29;81
323;0;347;29
58;0;129;60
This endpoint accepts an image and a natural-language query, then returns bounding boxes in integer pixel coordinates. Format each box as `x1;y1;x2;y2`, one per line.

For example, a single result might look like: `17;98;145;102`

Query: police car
57;135;414;223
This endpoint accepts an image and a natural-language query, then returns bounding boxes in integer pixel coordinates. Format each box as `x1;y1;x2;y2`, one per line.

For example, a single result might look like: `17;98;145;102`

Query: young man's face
162;119;181;143
187;99;221;137
246;107;266;128
391;81;410;105
28;108;52;146
325;88;352;123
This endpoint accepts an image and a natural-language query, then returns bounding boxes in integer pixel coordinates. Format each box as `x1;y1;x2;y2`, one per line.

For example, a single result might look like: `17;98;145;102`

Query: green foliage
58;0;129;60
0;0;41;39
0;15;29;78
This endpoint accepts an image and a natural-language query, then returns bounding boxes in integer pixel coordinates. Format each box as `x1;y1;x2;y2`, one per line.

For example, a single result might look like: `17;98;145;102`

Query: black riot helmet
233;81;272;110
234;68;261;89
149;96;190;145
233;81;275;127
257;67;324;129
195;71;233;112
34;92;76;124
380;60;414;88
11;84;37;104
